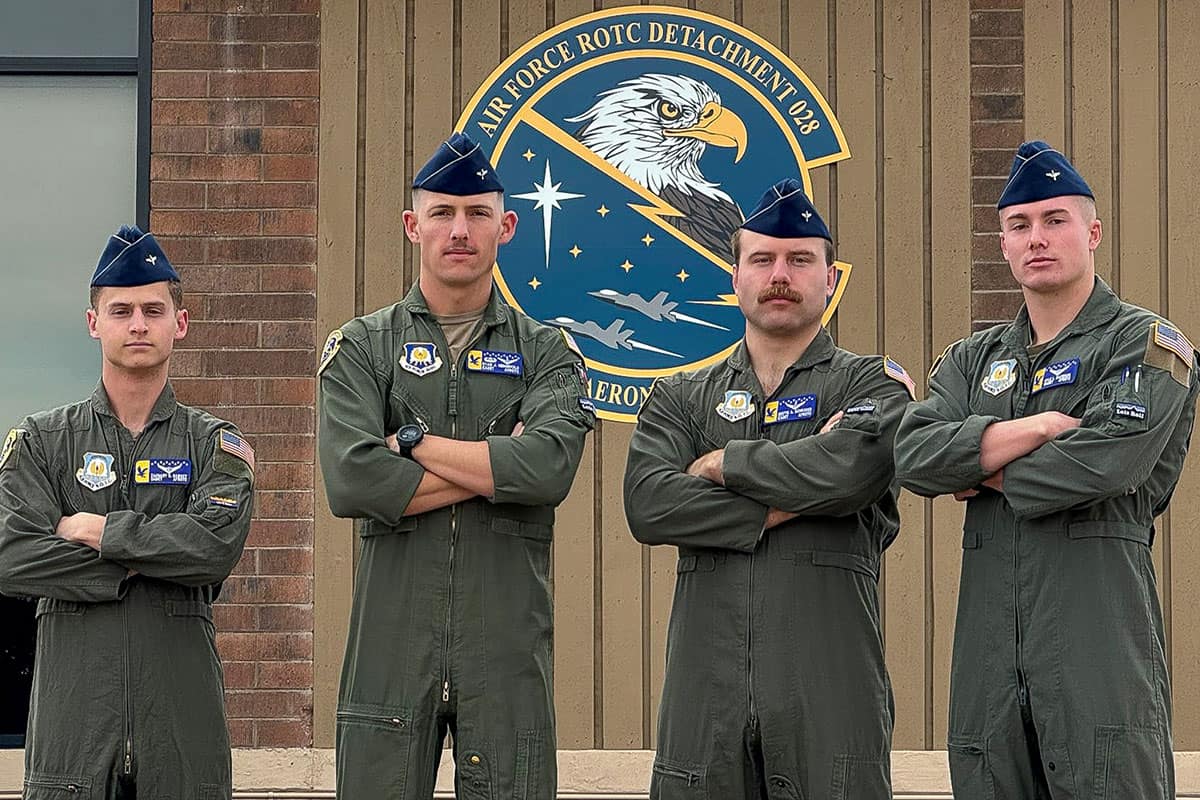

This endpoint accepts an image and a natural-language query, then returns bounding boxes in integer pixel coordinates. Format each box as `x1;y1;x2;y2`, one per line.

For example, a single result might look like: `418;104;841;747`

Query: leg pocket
1094;725;1170;800
831;754;890;800
514;730;554;800
650;757;709;800
336;704;413;797
947;737;996;800
22;772;92;799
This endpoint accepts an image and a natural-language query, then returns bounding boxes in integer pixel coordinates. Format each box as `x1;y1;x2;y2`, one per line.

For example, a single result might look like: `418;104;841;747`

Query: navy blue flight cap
412;131;504;195
91;225;179;287
997;140;1094;210
739;179;831;242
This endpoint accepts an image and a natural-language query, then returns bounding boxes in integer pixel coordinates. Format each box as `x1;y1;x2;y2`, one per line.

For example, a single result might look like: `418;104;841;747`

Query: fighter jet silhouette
547;317;683;358
587;289;729;331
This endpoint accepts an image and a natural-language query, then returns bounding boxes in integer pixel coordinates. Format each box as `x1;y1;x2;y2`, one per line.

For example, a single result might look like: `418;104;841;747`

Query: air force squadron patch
76;452;116;492
716;390;755;422
1031;357;1079;394
982;359;1018;396
0;429;24;470
764;394;817;425
459;7;851;421
399;343;443;377
134;458;193;485
466;349;524;376
318;329;343;375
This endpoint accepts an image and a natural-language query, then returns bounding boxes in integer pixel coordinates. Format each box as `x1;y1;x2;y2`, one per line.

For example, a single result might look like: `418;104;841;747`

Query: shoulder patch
929;339;960;381
216;429;255;473
558;328;590;386
883;356;917;400
318;329;344;376
0;428;25;471
1145;321;1195;386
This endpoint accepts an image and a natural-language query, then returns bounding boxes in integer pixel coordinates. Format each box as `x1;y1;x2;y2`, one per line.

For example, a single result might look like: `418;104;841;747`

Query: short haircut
730;228;835;267
90;280;184;312
411;188;506;212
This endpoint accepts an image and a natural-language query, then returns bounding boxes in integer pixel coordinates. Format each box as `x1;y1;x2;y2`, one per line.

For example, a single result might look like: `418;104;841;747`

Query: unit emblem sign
459;6;852;421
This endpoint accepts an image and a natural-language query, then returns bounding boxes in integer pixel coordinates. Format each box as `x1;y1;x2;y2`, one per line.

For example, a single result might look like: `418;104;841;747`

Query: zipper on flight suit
437;325;492;707
115;425;151;779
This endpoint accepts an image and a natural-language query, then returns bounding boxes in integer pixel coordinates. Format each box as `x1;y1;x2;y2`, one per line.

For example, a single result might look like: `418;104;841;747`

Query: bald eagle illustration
566;73;748;262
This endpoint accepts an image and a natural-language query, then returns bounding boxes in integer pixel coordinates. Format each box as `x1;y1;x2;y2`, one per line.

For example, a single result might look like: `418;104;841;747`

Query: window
0;0;149;749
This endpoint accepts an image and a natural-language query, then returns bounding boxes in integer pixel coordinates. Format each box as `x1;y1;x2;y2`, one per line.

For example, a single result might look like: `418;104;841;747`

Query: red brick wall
150;0;319;748
970;0;1025;331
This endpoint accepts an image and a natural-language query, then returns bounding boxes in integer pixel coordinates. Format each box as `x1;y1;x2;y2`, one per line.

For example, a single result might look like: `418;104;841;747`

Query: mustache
757;285;803;303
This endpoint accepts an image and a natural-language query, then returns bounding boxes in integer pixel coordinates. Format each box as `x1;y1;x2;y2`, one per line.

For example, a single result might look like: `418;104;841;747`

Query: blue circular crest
458;6;851;421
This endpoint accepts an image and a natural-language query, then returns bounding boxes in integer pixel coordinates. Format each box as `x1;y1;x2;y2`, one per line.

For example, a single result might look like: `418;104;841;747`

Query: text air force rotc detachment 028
624;179;912;800
0;226;256;799
317;132;596;799
896;141;1200;799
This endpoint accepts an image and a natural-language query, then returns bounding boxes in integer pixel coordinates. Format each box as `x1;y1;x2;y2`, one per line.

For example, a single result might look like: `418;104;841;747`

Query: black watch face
396;425;423;448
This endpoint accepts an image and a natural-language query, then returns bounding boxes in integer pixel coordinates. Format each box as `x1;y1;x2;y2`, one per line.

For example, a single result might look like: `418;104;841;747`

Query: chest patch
1031;357;1080;394
466;348;524;376
716;390;755;422
76;452;117;492
981;359;1018;396
399;342;443;376
764;394;817;425
134;458;193;485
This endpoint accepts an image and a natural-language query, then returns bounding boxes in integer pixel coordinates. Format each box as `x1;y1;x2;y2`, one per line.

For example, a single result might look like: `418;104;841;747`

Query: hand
819;411;844;434
55;513;106;551
981;470;1004;492
764;508;797;529
953;488;979;501
686;449;725;485
385;433;400;453
1037;411;1081;442
512;421;525;437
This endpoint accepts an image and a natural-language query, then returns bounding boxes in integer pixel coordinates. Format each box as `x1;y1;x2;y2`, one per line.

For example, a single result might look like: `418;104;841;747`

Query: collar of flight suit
400;280;510;329
89;380;179;427
726;326;838;377
999;276;1122;358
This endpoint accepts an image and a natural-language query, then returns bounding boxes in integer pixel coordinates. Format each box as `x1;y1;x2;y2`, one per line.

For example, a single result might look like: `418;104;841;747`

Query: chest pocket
474;382;527;439
388;382;435;433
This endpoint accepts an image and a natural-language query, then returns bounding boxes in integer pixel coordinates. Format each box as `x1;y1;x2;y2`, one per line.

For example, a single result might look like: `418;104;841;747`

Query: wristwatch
394;424;425;457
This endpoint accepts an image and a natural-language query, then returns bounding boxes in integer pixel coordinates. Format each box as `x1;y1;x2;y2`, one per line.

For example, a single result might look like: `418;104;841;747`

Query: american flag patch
884;356;917;399
218;430;255;471
1153;322;1195;366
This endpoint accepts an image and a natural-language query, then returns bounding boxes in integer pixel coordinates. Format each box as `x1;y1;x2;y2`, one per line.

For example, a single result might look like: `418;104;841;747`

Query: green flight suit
623;330;910;800
0;383;255;800
895;279;1198;799
318;283;594;800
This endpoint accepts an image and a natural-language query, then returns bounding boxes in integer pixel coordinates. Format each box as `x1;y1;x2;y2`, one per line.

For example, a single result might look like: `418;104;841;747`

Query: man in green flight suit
624;180;912;800
318;132;595;799
896;141;1198;799
0;226;256;799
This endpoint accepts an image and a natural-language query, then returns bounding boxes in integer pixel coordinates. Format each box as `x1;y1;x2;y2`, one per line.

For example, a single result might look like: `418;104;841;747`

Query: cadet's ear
402;209;420;244
499;209;518;244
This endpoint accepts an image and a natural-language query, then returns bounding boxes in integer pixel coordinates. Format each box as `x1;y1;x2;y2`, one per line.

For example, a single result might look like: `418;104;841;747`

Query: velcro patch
134;458;193;485
884;356;917;400
318;329;343;376
217;429;255;472
929;340;959;381
1115;402;1147;421
1145;321;1194;386
0;428;25;471
845;401;878;415
208;495;240;510
466;348;524;376
579;397;596;414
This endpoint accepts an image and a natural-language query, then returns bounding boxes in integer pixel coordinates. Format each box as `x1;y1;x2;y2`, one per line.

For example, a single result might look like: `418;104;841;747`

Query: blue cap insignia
91;225;179;288
739;178;831;242
997;141;1094;210
413;131;505;195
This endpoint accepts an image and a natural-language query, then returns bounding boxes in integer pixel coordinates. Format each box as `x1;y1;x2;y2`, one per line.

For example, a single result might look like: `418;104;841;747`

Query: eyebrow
1004;207;1072;223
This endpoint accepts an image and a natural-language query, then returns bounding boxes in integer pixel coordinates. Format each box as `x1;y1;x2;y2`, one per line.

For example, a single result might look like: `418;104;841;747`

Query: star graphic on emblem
569;244;582;258
802;211;812;221
145;254;157;264
620;259;634;273
641;233;655;246
597;205;610;218
528;277;542;290
477;168;489;179
512;160;585;270
1046;170;1061;181
676;268;690;282
522;149;535;162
